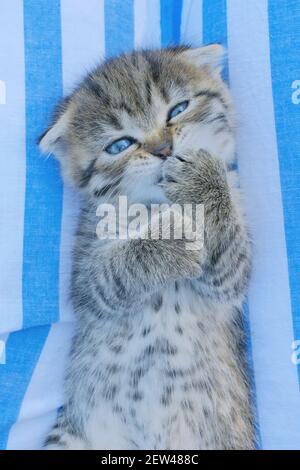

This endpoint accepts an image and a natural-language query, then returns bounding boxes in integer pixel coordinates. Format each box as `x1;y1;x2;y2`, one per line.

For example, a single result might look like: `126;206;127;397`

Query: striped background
0;0;299;449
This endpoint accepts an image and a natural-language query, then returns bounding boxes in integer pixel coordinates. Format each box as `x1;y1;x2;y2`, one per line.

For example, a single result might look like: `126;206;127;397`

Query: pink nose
152;142;173;158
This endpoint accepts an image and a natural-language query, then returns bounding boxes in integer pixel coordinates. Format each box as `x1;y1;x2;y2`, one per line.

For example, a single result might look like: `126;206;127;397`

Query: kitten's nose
152;142;173;159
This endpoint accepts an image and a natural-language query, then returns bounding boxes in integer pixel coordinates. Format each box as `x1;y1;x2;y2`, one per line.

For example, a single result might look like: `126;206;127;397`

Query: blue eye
168;100;189;120
105;137;136;155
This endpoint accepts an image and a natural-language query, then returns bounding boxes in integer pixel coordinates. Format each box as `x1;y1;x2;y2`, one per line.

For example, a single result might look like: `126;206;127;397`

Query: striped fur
40;46;254;449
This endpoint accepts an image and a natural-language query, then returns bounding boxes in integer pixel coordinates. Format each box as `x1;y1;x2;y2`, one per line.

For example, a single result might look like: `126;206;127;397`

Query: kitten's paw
161;150;228;205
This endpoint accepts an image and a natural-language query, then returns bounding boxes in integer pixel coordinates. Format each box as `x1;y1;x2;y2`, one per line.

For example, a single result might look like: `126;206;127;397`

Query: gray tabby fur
39;45;254;450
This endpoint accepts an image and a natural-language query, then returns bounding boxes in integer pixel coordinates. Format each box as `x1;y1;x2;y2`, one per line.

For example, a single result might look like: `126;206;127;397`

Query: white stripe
6;410;57;450
180;0;203;45
227;0;300;449
134;0;161;49
6;322;74;449
59;0;105;322
0;1;25;333
60;0;105;94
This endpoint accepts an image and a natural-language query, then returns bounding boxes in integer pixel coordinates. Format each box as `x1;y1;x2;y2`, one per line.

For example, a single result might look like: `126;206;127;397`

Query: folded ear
181;44;225;76
38;99;73;159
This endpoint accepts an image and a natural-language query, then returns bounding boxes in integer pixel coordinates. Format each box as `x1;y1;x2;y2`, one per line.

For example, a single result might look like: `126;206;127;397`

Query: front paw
160;150;228;205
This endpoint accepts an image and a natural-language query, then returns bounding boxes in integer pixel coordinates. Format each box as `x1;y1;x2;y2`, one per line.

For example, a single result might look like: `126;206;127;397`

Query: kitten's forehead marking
101;93;167;145
110;85;187;144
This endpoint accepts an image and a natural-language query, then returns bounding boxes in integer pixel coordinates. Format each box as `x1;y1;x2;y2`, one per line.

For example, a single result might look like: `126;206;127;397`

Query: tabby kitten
40;45;254;450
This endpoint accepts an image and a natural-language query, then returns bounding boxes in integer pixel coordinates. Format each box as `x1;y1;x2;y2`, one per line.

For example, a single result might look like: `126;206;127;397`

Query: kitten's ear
181;44;225;76
38;100;73;159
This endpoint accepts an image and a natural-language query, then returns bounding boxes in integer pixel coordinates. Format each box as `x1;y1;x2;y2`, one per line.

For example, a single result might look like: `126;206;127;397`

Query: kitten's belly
86;287;228;450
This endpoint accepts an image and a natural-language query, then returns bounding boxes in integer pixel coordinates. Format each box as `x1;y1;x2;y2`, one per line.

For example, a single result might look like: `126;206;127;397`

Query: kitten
39;45;254;450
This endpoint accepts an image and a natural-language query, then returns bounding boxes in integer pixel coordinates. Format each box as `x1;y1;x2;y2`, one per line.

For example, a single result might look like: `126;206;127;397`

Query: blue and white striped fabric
0;0;299;450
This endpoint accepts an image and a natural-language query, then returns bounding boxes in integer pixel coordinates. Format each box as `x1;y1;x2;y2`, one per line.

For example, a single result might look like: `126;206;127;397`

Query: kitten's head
40;45;235;204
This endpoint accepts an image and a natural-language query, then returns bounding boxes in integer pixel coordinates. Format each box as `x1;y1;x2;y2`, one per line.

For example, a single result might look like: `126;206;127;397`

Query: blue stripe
160;0;183;47
268;0;300;385
23;0;63;328
104;0;134;58
202;0;229;82
0;326;50;449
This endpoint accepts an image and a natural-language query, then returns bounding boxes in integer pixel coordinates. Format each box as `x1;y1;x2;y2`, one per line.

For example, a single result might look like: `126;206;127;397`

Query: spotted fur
40;45;254;450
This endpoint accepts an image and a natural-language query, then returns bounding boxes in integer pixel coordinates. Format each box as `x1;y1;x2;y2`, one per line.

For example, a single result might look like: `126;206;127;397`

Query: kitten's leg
161;149;251;304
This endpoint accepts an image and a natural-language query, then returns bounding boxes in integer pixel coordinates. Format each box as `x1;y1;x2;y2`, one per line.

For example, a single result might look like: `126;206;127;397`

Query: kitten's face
40;46;235;205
